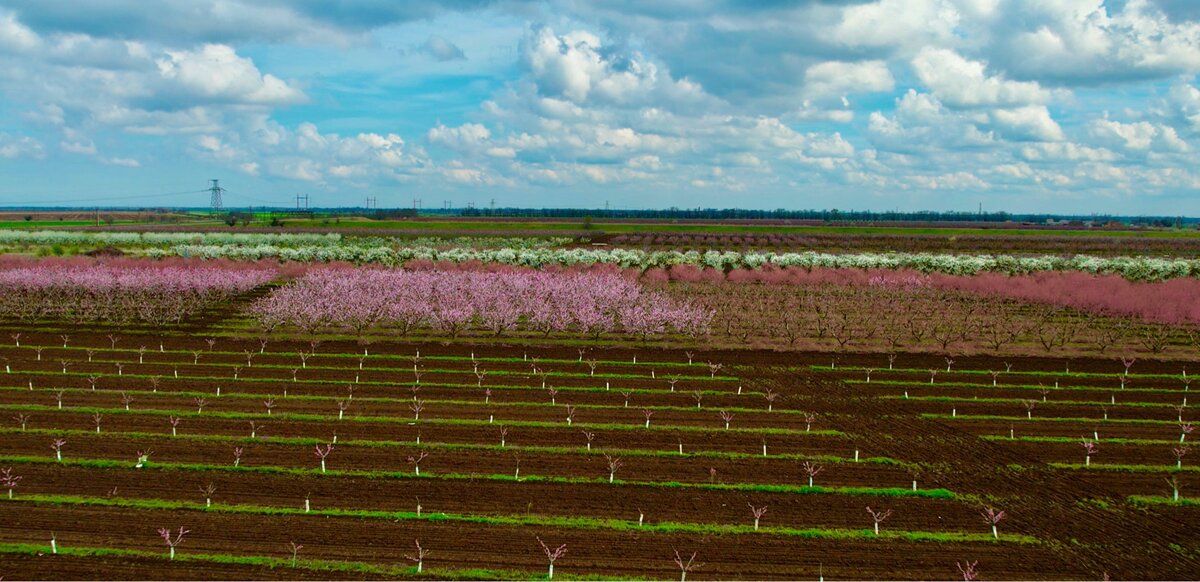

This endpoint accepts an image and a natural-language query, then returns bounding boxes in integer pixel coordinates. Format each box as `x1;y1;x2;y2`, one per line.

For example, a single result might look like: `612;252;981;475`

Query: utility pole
365;196;376;210
208;179;224;211
295;194;309;210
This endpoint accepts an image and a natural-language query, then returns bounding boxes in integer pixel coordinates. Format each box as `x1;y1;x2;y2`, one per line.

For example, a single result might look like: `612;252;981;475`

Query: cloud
1089;118;1189;152
990;106;1064;142
417;35;465;61
992;0;1200;83
803;60;894;100
521;26;711;109
156;44;305;106
0;9;39;52
0;133;45;159
912;47;1053;108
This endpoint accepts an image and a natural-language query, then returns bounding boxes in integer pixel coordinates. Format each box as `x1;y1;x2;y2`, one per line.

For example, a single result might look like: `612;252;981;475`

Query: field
0;226;1197;580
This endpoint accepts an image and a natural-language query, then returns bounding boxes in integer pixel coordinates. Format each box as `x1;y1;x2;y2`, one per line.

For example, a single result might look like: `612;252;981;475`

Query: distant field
256;218;1200;238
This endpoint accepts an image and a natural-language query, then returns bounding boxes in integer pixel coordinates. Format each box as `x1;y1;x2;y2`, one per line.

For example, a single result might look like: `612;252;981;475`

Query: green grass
816;366;1190;382
254;219;1200;238
1048;462;1200;473
0;454;951;498
0;383;793;420
921;413;1180;426
848;379;1189;396
0;402;844;438
0;542;549;580
0;425;885;465
981;434;1182;446
1127;495;1199;506
0;493;1018;544
6;343;711;369
884;394;1176;409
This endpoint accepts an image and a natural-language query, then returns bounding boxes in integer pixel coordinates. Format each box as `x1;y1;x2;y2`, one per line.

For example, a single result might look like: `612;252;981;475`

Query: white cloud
521;26;710;109
156;44;305;105
104;156;140;167
0;133;45;159
990;106;1064;142
0;10;39;52
1089;118;1189;152
912;47;1053;108
995;0;1200;82
827;0;962;50
803;60;894;100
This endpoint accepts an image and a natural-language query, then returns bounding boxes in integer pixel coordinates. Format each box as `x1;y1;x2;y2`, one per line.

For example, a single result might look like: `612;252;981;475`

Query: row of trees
0;262;274;325
249;269;713;340
682;280;1193;355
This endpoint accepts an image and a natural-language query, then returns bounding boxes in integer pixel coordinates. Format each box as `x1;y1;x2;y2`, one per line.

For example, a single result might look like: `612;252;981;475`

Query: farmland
0;229;1197;580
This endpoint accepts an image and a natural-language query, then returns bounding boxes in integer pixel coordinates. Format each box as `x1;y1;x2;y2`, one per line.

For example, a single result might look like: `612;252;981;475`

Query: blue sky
0;0;1198;214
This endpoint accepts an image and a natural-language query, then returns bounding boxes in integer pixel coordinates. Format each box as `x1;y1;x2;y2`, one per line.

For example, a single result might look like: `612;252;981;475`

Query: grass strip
0;454;952;499
0;403;845;437
0;494;1023;544
0;426;891;465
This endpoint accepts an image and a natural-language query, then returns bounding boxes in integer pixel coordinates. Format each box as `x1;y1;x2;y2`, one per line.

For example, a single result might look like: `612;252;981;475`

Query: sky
0;0;1198;214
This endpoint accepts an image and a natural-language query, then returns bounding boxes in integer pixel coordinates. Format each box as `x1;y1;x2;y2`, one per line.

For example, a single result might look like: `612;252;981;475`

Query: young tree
120;392;134;411
604;454;623;483
581;429;595;451
801;461;823;487
1182;422;1194;443
157;526;189;560
194;396;207;414
200;483;216;508
92;413;102;434
536;537;567;580
54;390;64;410
546;387;558;405
409;451;429;475
719;410;735;430
233;446;243;467
673;550;702;582
1080;439;1099;466
264;397;276;416
1121;356;1136;376
168;415;181;437
641;408;655;428
136;449;151;469
1022;399;1037;420
1;467;20;498
1161;475;1180;501
499;426;509;447
957;560;979;582
708;361;723;378
763;389;780;412
748;503;768;531
314;443;333;473
980;506;1005;539
406;539;430;573
337;400;350;420
1175;446;1190;470
804;412;817;433
13;413;30;431
866;506;893;535
692;390;704;410
289;541;303;568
